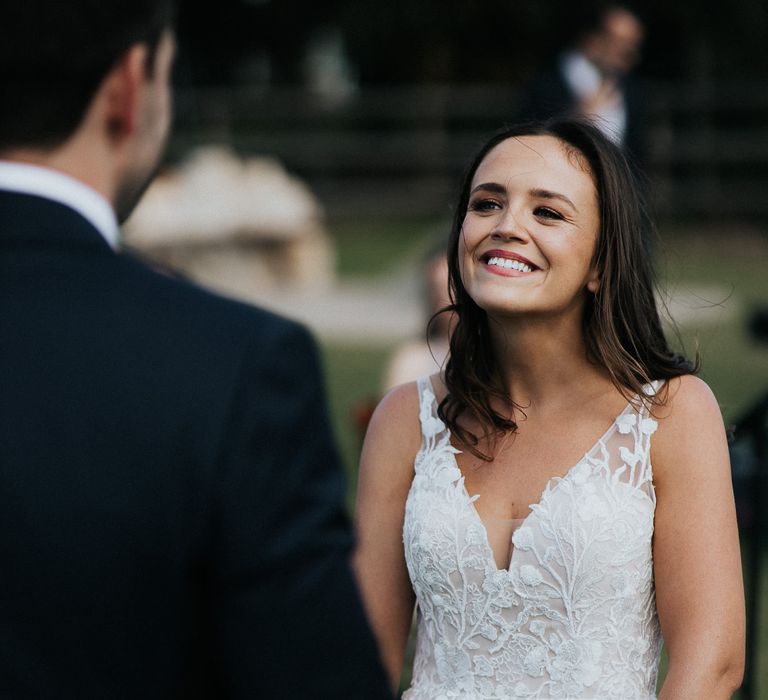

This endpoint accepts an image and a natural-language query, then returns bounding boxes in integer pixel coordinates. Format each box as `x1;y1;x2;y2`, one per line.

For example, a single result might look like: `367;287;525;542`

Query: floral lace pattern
402;377;663;699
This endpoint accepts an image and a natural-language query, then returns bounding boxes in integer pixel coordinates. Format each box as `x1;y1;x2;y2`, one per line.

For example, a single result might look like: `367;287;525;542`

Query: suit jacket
0;191;390;699
518;64;648;172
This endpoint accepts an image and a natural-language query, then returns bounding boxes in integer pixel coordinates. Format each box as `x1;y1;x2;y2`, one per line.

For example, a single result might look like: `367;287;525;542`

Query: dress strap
622;379;664;497
415;375;447;445
416;375;433;405
639;379;665;418
643;379;664;396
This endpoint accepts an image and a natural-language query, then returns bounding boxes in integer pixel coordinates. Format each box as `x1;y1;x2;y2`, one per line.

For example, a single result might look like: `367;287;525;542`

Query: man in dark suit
519;4;647;168
0;2;390;698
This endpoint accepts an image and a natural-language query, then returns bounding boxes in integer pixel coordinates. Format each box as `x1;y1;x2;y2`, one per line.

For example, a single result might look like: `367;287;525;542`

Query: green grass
329;216;447;277
658;232;768;422
319;342;395;506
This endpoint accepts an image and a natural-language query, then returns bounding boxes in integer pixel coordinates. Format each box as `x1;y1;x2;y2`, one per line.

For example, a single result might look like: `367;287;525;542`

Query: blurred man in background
520;4;646;166
0;2;389;697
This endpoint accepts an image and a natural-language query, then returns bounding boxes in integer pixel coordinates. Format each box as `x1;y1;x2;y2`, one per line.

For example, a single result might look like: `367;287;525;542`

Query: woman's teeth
487;256;533;273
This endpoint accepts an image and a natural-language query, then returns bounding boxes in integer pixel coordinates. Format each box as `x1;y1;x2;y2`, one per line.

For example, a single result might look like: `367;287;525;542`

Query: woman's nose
491;208;529;242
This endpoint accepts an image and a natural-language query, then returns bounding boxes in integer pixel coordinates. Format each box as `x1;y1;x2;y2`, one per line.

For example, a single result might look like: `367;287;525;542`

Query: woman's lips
480;250;540;277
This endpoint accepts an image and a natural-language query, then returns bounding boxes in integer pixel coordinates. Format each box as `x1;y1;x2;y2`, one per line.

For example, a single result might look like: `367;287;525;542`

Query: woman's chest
454;410;634;521
405;439;656;602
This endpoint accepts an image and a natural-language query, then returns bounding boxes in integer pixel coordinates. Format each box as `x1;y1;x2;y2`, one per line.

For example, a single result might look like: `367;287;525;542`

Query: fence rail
171;81;768;221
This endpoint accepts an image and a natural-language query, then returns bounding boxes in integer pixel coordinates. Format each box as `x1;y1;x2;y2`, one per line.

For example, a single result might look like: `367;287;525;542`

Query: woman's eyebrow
470;183;579;213
470;182;506;196
529;188;578;212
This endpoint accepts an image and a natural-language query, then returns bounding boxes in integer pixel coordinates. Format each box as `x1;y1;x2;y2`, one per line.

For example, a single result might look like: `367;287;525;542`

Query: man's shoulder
114;253;310;352
517;62;573;120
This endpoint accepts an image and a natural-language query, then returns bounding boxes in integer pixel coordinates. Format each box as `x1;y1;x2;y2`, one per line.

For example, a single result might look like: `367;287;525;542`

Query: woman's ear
587;275;600;294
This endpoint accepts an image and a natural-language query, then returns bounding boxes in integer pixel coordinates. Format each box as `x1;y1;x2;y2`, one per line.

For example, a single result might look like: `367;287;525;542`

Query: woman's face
458;135;601;321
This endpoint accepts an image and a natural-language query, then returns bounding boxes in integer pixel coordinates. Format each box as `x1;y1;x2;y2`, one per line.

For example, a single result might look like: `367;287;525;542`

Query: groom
0;2;389;698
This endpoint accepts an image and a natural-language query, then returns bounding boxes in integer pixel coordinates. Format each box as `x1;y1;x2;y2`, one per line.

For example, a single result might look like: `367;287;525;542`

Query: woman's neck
488;313;611;411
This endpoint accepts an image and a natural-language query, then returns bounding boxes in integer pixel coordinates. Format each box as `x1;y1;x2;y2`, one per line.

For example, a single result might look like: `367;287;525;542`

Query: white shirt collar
560;50;602;100
559;51;626;145
0;161;119;249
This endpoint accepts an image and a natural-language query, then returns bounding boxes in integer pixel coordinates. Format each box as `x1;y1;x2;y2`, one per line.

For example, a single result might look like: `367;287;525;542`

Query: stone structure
123;147;335;299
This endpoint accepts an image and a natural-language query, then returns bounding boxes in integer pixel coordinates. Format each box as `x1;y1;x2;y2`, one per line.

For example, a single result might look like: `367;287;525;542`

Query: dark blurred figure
0;2;390;699
519;4;647;168
382;247;452;392
354;246;452;442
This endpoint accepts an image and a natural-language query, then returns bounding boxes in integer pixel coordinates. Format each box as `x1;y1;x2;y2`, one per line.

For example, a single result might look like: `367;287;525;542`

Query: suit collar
0;162;119;249
0;190;115;253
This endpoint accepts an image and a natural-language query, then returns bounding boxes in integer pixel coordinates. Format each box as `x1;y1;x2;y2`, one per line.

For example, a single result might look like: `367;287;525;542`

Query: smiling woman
443;123;670;457
354;118;745;699
458;134;600;334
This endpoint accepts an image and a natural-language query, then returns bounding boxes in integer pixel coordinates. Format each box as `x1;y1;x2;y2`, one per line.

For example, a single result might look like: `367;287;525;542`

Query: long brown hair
438;118;696;460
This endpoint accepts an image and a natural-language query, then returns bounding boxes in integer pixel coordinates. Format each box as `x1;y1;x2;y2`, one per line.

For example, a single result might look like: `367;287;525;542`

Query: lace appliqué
402;376;662;700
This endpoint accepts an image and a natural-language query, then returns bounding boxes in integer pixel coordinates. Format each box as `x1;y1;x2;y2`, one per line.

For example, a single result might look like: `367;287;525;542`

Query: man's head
2;1;176;221
579;5;644;78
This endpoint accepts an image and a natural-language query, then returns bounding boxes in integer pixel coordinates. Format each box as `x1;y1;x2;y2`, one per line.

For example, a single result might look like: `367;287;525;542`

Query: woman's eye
469;198;501;212
534;206;564;220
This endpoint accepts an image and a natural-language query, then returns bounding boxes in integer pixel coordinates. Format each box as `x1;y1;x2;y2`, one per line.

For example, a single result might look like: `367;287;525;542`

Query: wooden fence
171;81;768;221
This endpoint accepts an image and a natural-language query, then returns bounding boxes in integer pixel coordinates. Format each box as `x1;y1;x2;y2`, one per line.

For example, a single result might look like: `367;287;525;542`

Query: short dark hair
1;1;176;151
439;118;695;460
575;2;643;41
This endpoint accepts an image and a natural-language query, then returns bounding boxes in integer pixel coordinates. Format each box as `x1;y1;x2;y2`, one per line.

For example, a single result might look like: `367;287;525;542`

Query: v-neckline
448;400;635;574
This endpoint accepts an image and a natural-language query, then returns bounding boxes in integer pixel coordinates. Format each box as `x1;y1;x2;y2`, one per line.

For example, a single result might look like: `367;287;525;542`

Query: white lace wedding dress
402;376;663;699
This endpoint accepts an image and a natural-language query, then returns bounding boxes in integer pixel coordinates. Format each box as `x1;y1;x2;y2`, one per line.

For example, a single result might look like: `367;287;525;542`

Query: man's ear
101;44;149;141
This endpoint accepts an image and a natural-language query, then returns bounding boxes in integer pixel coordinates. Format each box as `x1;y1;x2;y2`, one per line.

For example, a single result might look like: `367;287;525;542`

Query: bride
354;119;744;698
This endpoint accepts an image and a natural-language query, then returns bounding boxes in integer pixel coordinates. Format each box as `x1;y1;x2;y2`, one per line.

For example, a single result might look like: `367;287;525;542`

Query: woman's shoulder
364;376;438;461
371;379;419;427
654;374;722;426
373;373;444;421
651;374;728;481
358;378;436;490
